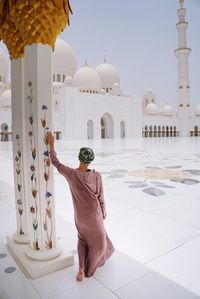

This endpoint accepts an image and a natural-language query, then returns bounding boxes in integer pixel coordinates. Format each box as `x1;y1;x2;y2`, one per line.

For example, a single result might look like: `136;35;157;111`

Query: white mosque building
0;38;141;141
0;0;199;141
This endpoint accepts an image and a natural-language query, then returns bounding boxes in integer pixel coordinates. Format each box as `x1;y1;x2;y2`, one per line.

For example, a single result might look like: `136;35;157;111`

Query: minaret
174;0;191;116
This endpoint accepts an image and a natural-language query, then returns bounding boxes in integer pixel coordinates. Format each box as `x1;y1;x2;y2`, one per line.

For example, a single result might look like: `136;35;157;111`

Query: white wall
143;115;179;129
58;87;137;140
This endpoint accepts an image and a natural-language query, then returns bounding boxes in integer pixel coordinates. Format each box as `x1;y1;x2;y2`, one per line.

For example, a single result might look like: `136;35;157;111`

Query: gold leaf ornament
9;0;73;49
0;1;24;59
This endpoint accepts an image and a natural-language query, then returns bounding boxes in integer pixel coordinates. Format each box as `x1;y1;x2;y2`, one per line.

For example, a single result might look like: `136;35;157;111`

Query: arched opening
154;125;157;137
162;126;165;137
166;126;169;137
120;121;125;138
158;125;161;137
144;125;148;138
54;131;61;140
87;120;94;139
170;126;173;137
194;126;198;137
57;74;61;82
101;113;114;139
149;125;153;137
174;126;177;137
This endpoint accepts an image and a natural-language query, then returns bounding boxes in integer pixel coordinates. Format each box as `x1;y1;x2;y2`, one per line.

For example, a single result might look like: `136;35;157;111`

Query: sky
1;0;200;108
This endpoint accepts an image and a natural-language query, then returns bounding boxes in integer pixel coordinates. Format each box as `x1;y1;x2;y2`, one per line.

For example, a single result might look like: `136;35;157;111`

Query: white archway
120;121;125;138
87;120;94;139
100;113;114;139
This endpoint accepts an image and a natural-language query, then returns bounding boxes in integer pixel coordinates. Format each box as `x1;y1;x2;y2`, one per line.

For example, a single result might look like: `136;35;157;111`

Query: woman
46;132;115;281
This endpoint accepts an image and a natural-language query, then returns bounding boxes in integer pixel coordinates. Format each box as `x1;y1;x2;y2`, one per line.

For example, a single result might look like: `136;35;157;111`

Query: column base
13;231;29;244
26;245;62;261
7;235;74;279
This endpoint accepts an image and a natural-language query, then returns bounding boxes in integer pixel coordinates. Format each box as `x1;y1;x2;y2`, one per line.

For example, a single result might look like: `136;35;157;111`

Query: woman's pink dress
50;150;115;277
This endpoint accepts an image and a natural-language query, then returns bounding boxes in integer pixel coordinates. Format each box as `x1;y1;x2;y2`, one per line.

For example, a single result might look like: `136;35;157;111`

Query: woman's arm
97;173;107;219
46;132;73;180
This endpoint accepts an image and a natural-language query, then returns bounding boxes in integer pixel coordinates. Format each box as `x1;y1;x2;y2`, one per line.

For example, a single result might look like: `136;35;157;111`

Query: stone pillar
8;44;74;279
11;58;29;244
24;44;60;260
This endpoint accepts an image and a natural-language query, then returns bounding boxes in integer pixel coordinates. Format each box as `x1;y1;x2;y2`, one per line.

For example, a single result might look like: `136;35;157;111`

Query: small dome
72;65;101;91
96;62;120;89
0;89;11;110
0;47;8;83
64;75;73;85
53;39;77;80
100;88;106;95
195;105;200;116
113;82;119;88
160;104;173;116
111;82;120;96
145;102;159;115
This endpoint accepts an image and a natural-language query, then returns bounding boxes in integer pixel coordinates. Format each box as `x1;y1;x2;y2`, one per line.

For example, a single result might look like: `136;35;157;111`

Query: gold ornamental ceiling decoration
0;0;24;59
0;0;73;59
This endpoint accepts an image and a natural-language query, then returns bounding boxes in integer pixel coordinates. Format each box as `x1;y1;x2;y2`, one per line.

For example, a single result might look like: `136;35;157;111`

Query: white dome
195;105;200;116
53;38;77;81
113;82;119;88
64;75;73;85
160;104;173;116
145;102;159;115
100;88;106;95
0;47;8;83
96;62;120;89
72;65;101;91
0;89;11;110
111;82;120;96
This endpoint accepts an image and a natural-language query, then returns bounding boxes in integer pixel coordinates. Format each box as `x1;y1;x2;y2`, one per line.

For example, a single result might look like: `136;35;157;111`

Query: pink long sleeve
49;150;73;181
97;173;106;219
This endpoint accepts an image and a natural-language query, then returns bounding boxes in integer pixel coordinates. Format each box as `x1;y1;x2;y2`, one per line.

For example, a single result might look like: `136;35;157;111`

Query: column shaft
11;58;29;244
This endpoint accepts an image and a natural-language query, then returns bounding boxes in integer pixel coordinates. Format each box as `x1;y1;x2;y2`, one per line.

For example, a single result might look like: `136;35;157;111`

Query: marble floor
0;137;200;299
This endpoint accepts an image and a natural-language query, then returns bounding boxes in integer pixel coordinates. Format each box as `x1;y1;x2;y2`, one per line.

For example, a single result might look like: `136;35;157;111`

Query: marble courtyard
0;137;200;298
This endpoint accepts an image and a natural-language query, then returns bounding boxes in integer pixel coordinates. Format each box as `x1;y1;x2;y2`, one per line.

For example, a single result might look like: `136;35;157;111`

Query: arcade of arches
142;125;200;138
87;113;126;139
143;125;179;138
1;122;200;140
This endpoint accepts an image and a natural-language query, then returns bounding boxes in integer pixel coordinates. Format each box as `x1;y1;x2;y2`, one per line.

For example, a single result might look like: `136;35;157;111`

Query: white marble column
11;58;29;244
23;44;61;260
7;43;74;278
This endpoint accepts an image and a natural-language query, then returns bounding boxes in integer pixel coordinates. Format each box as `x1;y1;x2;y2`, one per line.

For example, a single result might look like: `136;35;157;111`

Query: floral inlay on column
27;81;39;251
41;105;53;249
15;134;24;235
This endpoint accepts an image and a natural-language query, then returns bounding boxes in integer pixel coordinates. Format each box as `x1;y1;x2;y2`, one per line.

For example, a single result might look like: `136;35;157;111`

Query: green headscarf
78;147;95;164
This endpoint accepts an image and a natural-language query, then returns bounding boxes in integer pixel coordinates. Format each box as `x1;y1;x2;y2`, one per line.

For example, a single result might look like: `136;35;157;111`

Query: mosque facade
0;0;199;141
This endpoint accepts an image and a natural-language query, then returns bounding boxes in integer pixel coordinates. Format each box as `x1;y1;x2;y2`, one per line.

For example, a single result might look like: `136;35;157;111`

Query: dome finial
179;0;184;8
103;54;107;63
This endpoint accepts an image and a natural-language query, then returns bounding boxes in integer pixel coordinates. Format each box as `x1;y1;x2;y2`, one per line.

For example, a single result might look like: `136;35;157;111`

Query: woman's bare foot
76;268;84;281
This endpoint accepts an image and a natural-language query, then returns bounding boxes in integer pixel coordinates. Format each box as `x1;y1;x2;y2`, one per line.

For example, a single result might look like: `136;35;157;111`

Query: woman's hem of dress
85;247;115;277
